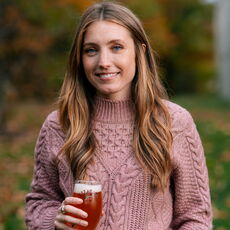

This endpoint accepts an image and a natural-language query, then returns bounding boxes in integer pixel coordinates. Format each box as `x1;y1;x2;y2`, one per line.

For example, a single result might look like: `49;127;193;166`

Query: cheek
127;50;136;66
83;58;94;75
117;52;136;69
125;52;136;75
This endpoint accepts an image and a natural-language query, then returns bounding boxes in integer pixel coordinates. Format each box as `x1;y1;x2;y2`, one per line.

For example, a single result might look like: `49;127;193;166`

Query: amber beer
70;180;102;230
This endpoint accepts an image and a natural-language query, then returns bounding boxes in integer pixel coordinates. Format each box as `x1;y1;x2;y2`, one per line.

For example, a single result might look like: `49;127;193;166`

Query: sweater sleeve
25;115;65;230
171;110;212;230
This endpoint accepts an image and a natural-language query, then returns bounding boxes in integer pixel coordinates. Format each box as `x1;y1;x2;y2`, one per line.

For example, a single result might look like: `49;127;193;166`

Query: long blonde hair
58;1;172;190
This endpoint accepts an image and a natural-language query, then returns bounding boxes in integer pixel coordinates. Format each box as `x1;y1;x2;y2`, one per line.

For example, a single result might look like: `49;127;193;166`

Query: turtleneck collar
93;97;135;123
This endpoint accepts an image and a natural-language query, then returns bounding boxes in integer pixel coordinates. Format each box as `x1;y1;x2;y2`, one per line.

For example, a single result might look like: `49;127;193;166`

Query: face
82;20;136;100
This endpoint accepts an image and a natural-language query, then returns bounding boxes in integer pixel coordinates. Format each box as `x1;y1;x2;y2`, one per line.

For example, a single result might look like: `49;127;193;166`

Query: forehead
83;20;133;43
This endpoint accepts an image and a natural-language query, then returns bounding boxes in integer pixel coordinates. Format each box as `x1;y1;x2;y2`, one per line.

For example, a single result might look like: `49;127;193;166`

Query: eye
112;45;123;51
84;47;97;55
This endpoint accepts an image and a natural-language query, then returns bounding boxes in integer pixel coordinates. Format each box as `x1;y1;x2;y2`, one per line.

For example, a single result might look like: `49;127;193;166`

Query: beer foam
74;183;102;193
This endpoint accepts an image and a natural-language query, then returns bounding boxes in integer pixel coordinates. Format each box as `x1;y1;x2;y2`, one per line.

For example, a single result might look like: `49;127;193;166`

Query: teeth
98;73;117;78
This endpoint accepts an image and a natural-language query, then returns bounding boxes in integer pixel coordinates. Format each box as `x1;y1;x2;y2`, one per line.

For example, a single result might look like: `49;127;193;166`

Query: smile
96;72;119;79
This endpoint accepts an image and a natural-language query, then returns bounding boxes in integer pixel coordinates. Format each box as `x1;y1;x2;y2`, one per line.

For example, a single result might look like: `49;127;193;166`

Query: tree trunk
215;0;230;100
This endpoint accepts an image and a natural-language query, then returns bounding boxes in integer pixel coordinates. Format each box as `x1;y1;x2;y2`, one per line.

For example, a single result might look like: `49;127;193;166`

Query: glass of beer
67;180;102;230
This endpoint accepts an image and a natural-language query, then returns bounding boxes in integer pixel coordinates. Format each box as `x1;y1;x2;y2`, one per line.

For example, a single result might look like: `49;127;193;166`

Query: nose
98;49;111;69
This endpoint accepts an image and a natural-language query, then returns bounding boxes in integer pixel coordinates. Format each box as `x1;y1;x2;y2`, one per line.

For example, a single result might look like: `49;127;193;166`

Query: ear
142;43;146;53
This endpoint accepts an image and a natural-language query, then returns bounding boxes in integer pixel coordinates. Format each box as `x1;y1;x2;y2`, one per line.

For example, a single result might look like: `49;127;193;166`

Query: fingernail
77;198;83;203
82;220;88;226
82;212;88;218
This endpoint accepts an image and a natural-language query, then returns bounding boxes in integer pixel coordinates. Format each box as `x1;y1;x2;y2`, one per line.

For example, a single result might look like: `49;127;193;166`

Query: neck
93;97;135;123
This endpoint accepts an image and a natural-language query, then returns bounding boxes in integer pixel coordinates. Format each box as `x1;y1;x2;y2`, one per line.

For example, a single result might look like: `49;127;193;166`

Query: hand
55;197;88;230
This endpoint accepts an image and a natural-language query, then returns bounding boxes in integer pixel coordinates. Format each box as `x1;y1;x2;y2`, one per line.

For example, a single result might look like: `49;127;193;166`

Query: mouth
95;72;119;79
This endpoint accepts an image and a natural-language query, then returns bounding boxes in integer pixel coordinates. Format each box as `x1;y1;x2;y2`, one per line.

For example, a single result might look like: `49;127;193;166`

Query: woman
25;1;212;229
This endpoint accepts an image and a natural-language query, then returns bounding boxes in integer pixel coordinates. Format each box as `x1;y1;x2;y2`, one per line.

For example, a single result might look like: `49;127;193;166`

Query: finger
64;204;88;219
54;220;75;230
56;214;88;227
63;197;83;205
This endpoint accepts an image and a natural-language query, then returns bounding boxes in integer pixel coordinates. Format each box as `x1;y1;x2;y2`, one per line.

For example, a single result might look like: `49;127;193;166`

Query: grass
0;94;230;229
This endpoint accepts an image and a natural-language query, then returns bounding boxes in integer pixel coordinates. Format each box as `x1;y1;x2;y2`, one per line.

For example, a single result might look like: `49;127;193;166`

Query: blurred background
0;0;229;229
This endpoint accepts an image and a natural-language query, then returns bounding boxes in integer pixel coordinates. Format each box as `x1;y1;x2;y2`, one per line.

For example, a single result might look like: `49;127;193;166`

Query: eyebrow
83;39;125;47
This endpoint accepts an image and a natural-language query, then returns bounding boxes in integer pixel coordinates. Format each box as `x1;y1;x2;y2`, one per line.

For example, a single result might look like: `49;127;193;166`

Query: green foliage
161;1;214;94
128;0;161;18
0;0;215;101
0;0;80;100
4;212;25;230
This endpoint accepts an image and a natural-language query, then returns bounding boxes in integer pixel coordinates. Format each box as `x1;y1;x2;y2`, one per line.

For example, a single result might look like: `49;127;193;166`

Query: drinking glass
67;180;102;230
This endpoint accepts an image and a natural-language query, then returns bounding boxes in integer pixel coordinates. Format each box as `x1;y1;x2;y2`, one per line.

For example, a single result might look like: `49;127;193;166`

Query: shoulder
163;100;195;135
40;110;65;140
45;110;60;125
35;110;66;159
43;110;61;130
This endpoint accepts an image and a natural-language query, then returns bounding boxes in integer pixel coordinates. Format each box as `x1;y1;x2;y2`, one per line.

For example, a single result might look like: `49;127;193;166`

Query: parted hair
58;1;172;190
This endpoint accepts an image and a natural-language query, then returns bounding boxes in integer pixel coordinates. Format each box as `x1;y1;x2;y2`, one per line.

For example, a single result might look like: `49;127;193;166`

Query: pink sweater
25;97;212;230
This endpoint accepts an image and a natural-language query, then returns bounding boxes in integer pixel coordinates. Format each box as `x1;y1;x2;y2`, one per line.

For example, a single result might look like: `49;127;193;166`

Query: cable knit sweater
25;97;212;230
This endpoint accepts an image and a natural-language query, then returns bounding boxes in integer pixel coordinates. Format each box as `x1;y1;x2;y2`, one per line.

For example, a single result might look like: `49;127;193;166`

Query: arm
171;110;212;230
25;116;64;230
